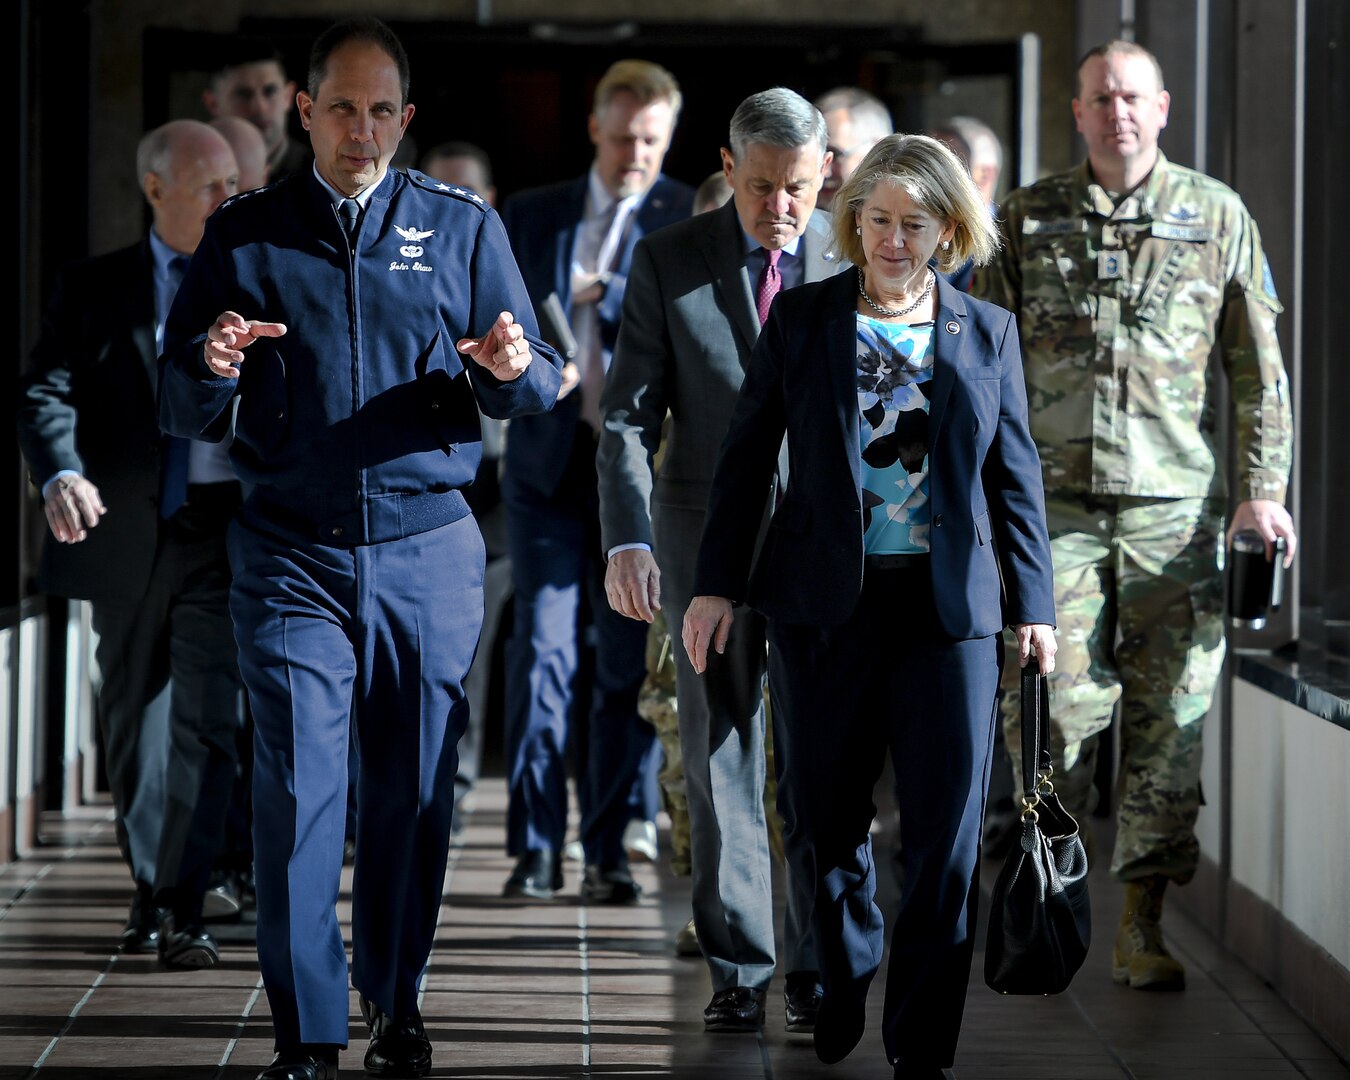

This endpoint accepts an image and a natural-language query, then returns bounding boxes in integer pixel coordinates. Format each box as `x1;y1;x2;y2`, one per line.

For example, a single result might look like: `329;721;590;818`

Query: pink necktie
756;248;781;326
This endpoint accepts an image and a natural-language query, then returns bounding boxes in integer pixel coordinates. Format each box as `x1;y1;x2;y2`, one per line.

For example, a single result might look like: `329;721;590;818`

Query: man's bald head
137;120;239;254
210;116;269;191
931;115;1003;205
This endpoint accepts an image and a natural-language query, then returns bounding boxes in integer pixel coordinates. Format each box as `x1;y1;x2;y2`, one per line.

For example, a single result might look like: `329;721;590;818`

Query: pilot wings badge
394;224;435;260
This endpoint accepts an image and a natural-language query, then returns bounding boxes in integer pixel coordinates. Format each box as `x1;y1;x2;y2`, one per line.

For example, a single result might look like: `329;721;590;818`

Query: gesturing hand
457;311;533;382
204;311;287;379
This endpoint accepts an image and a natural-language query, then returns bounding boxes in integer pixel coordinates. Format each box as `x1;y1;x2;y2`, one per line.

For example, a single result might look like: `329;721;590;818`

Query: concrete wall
1222;680;1350;1057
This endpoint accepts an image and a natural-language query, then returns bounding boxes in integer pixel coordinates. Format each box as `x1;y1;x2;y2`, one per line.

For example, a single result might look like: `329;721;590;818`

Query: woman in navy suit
684;134;1056;1079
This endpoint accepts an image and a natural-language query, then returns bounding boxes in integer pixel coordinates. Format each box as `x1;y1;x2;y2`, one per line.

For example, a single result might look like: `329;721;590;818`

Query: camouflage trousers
637;610;783;876
999;493;1226;884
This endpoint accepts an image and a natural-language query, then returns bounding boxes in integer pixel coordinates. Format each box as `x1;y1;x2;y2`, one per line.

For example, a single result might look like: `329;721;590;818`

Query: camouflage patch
1261;255;1279;303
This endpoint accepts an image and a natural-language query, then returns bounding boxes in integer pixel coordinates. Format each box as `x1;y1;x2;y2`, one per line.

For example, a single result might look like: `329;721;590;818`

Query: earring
855;225;862;235
941;240;951;251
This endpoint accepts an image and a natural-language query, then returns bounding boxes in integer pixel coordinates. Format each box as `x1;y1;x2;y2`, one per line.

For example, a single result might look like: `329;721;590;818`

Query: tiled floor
0;782;1345;1080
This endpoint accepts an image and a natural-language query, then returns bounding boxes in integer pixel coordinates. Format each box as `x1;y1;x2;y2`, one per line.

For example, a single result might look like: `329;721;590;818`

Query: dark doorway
145;19;1027;203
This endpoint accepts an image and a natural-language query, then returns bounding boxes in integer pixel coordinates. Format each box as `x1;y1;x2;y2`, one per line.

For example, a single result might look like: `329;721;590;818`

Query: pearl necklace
857;266;934;319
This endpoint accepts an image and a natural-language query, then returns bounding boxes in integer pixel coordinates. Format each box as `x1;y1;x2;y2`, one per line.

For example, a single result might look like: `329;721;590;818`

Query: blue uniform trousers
503;429;652;869
767;564;999;1071
229;511;484;1048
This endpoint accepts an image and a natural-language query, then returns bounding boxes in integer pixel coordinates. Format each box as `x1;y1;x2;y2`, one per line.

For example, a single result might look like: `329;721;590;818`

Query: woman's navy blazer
694;269;1056;638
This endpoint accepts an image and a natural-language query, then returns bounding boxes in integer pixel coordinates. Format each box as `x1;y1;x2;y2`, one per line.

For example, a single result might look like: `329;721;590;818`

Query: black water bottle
1227;530;1286;629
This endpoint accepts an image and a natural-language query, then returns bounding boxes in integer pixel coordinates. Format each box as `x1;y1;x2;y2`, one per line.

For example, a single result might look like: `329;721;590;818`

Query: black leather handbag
984;669;1092;994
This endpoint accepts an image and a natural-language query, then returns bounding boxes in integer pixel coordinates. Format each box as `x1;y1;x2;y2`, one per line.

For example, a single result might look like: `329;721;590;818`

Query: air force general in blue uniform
159;20;561;1080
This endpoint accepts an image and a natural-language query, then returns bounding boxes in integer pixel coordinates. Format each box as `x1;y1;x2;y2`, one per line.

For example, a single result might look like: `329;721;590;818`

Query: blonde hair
829;133;998;272
593;59;683;123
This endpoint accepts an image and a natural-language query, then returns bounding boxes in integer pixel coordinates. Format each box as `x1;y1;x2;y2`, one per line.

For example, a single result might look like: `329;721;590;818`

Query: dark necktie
159;255;192;518
756;247;782;326
339;198;361;242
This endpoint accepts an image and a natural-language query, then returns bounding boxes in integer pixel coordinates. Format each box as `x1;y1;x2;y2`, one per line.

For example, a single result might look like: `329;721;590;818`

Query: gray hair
939;115;1003;171
728;88;827;163
136;125;175;183
813;86;894;144
136;119;225;187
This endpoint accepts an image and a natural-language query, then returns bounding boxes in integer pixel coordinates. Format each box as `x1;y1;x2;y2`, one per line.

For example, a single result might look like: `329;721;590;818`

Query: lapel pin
946;321;960;334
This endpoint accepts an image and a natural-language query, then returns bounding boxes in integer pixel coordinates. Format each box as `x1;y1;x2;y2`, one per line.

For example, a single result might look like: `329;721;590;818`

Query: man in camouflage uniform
973;40;1297;991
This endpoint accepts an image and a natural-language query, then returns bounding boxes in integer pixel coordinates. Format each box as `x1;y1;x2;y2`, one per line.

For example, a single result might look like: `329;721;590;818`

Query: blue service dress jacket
158;167;562;539
694;270;1055;637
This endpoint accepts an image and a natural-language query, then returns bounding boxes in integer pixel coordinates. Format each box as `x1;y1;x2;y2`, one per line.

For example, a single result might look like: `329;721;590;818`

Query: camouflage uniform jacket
973;153;1291;502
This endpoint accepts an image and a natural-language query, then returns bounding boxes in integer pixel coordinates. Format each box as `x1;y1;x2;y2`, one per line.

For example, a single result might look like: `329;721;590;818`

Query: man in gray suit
597;88;841;1035
19;121;242;966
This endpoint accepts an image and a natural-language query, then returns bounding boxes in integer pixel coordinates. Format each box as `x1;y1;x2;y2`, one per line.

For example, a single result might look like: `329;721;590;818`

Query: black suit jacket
695;271;1056;637
17;241;168;603
500;173;694;499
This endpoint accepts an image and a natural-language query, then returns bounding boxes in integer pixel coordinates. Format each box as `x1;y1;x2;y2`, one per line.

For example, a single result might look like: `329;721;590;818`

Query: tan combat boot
1112;876;1186;990
675;917;700;957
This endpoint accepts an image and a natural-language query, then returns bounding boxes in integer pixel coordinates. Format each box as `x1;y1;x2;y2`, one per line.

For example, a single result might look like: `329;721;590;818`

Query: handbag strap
1019;669;1052;802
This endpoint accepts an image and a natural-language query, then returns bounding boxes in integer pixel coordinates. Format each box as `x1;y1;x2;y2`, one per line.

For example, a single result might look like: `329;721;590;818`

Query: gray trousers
90;491;242;915
655;502;815;992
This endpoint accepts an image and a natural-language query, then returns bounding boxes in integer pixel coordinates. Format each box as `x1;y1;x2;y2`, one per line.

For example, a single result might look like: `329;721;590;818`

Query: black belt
864;552;928;571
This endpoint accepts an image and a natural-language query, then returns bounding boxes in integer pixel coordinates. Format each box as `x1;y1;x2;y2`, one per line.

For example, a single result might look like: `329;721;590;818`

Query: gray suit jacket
597;201;841;554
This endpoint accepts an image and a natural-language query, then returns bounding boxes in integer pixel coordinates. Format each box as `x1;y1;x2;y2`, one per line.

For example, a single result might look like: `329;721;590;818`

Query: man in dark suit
597;87;839;1034
203;38;311;180
160;20;561;1080
498;60;693;904
17;119;243;967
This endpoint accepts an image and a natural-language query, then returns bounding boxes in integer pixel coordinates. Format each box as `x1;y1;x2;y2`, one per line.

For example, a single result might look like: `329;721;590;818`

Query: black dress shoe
813;986;867;1064
361;994;432;1078
703;987;766;1032
783;970;822;1033
502;848;562;899
159;920;220;969
580;863;641;905
256;1045;339;1080
118;888;163;954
